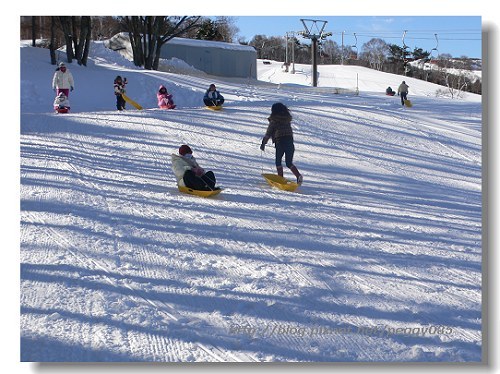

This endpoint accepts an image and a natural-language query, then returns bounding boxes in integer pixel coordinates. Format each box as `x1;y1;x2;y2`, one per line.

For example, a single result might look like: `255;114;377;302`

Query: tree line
21;17;480;94
247;35;481;95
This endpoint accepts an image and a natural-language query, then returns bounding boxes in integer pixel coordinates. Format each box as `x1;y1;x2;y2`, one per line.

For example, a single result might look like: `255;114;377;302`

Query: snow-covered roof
167;37;255;52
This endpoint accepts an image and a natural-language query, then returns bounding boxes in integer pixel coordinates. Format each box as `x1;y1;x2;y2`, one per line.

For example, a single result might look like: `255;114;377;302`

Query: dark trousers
275;136;295;168
204;98;224;106
183;170;216;191
400;92;408;106
116;94;126;110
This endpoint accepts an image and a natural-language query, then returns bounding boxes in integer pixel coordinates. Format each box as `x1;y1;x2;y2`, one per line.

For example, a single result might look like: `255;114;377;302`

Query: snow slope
20;41;482;362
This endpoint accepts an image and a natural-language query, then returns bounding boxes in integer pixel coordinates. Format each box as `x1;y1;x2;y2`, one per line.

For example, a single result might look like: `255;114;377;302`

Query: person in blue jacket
203;84;224;107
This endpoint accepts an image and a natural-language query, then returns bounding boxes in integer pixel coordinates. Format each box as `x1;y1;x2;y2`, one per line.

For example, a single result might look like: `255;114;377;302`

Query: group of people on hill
172;102;303;191
52;62;410;114
50;62;301;192
50;63;411;191
51;62;225;112
112;77;225;111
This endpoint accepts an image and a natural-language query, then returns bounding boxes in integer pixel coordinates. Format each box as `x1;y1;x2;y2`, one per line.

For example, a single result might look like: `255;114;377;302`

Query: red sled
159;104;176;110
386;92;395;96
55;107;69;113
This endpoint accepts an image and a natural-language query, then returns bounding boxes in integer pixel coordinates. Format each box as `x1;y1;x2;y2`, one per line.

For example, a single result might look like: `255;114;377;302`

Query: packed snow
20;39;482;362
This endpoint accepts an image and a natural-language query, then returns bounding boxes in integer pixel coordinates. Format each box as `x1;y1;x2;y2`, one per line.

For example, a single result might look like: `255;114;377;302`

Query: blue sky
233;16;482;58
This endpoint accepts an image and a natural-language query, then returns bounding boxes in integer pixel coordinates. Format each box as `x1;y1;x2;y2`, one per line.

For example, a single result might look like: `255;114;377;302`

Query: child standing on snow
171;145;218;191
260;103;303;185
114;76;127;111
53;92;71;113
157;85;175;109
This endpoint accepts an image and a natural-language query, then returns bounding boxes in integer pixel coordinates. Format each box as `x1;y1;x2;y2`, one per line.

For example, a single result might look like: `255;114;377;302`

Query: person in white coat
171;145;218;191
52;62;74;98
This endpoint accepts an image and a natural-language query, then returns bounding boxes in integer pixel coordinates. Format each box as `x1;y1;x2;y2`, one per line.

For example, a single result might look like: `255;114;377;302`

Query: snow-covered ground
20;40;482;362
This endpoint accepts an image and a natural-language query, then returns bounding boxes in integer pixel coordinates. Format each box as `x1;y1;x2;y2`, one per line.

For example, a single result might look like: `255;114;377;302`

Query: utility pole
402;30;409;76
341;31;344;65
285;33;289;72
300;19;331;87
286;31;298;73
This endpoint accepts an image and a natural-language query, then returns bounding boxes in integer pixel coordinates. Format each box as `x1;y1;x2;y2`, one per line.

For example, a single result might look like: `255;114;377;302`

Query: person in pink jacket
157;85;176;109
52;62;74;98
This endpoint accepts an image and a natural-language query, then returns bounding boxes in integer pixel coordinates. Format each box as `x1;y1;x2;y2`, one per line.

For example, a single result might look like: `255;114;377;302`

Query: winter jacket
157;85;174;107
397;82;409;94
52;69;74;90
263;113;294;144
203;89;224;102
171;153;201;187
114;80;127;96
53;95;70;109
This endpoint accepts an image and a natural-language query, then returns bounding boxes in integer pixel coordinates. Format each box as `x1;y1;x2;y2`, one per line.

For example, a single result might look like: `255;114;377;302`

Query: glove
260;143;266;151
70;86;74;91
193;167;204;177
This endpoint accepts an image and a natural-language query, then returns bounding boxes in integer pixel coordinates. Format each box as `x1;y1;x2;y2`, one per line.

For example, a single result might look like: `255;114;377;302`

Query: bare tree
123;16;201;70
57;16;92;66
249;35;286;61
214;16;239;43
361;38;389;71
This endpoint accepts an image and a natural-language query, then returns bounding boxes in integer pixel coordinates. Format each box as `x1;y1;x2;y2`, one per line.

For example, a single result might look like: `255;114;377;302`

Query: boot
290;165;303;184
276;166;284;177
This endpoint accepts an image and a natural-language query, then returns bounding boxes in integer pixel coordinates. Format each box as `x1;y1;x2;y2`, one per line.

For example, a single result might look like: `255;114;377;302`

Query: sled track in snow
291;107;481;345
22;114;258;362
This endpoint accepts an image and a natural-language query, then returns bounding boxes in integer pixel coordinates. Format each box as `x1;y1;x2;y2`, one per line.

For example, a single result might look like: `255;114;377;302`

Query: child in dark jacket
114;76;127;110
203;84;224;107
260;103;303;184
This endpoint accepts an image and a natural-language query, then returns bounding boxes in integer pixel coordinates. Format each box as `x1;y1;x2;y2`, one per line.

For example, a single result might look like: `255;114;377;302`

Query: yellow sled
404;99;413;108
205;105;223;111
262;173;299;192
178;185;222;198
122;93;143;110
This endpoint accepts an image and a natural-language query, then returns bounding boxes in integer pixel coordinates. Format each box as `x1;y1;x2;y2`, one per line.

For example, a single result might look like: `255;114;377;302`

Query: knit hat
271;102;289;115
179;144;192;156
59;62;66;68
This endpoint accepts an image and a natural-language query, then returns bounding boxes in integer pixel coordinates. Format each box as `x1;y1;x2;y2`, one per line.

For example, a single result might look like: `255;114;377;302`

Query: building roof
167;37;255;52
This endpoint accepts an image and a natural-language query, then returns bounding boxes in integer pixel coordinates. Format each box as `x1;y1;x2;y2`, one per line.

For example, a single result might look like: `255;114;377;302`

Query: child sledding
53;92;71;113
171;145;221;197
203;84;224;110
157;85;176;109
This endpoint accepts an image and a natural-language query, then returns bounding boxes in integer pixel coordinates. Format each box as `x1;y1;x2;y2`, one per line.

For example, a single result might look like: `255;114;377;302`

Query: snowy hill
20;41;482;362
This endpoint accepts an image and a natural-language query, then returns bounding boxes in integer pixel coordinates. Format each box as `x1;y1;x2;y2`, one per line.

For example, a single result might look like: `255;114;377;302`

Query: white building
161;38;257;79
106;33;257;79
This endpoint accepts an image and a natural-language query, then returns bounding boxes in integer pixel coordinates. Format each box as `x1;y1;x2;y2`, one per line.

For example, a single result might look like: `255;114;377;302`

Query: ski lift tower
300;19;331;87
402;30;410;76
